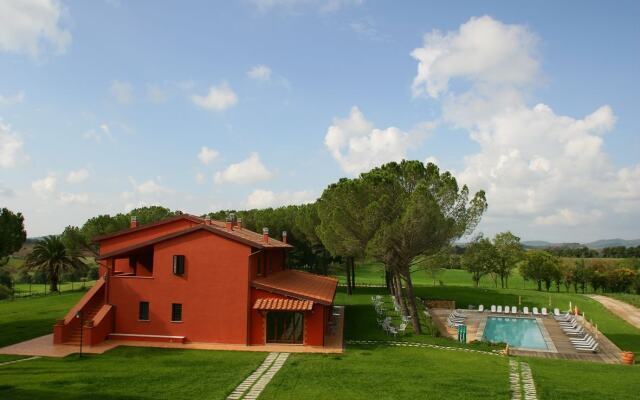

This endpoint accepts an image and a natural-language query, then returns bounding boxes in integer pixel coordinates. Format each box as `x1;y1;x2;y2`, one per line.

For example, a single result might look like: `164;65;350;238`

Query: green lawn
260;346;510;400
0;291;85;347
0;346;266;400
12;281;96;296
524;356;640;400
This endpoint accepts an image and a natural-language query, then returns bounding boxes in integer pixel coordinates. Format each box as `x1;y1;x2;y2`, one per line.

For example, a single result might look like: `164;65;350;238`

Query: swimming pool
482;317;548;350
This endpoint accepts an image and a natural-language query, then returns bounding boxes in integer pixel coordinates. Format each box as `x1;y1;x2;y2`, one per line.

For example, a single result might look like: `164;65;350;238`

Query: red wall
108;230;252;344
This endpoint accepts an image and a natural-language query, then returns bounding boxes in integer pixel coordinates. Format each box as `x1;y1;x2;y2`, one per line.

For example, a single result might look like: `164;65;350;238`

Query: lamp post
75;311;83;358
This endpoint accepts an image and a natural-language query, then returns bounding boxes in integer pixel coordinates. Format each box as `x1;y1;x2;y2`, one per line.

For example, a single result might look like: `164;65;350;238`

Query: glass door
266;312;304;344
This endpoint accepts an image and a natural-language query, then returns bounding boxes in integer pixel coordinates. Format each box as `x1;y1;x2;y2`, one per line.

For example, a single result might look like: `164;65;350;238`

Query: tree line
544;245;640;258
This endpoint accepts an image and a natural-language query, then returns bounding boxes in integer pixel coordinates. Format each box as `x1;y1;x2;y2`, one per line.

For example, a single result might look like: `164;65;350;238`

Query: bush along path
226;353;290;400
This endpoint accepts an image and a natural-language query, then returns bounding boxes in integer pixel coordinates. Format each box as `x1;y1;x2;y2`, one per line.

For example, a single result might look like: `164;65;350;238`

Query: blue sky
0;0;638;242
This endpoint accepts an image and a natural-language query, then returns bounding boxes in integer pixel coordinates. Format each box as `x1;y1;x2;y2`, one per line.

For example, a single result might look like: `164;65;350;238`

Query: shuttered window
173;255;185;275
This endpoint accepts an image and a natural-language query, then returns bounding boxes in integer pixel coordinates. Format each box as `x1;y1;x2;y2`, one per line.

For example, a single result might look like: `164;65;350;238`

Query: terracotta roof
97;223;291;260
93;214;203;242
252;270;338;305
93;214;291;250
253;298;314;311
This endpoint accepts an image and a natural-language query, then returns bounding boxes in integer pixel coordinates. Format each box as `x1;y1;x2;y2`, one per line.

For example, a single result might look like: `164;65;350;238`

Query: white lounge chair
478;305;484;312
497;305;503;313
553;308;560;316
532;307;539;315
491;305;497;313
397;323;407;336
503;306;510;314
522;306;529;315
511;306;517;314
541;307;548;316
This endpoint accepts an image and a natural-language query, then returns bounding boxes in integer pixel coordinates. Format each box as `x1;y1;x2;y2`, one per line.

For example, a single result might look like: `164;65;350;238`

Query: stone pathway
0;356;40;367
589;295;640;329
509;359;538;400
346;339;504;357
226;352;289;400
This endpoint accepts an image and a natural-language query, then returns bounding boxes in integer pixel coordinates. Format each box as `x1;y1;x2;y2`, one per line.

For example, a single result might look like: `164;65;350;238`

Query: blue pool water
483;317;548;350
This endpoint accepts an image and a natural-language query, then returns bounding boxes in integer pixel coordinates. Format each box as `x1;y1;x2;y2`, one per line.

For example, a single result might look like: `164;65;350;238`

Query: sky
0;0;638;242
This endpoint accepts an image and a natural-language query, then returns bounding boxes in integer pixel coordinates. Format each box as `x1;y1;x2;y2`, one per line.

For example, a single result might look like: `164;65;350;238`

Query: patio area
429;307;623;364
0;306;344;358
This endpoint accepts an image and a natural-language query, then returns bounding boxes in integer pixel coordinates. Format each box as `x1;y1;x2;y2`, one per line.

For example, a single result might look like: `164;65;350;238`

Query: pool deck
430;308;623;364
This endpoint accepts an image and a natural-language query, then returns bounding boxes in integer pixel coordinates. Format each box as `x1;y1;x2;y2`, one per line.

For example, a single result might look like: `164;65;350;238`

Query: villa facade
53;214;338;348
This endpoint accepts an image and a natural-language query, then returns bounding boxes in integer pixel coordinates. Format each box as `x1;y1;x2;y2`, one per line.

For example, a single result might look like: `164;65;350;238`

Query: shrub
0;284;11;300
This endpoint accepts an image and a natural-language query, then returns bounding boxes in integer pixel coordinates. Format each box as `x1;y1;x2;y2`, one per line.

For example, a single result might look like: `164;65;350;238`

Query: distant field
335;259;632;292
12;281;96;296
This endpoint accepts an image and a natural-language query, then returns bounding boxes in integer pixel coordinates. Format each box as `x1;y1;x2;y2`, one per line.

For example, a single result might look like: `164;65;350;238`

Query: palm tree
25;235;87;292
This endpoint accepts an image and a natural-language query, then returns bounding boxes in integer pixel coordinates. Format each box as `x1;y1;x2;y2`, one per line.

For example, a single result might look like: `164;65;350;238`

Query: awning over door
253;298;314;311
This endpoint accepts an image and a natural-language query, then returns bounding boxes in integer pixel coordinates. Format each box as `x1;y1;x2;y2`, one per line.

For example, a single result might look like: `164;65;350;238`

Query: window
139;301;149;321
171;303;182;322
266;312;304;344
173;255;185;275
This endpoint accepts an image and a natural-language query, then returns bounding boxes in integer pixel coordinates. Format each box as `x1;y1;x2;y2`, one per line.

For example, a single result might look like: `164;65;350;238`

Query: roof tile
253;298;314;311
252;270;338;305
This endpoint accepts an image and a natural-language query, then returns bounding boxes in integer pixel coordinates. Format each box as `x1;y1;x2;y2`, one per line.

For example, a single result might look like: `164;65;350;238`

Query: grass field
11;281;96;296
0;291;85;348
0;346;266;399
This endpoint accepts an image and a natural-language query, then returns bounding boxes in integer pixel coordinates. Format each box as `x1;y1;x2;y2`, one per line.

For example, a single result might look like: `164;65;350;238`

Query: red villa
53;214;339;349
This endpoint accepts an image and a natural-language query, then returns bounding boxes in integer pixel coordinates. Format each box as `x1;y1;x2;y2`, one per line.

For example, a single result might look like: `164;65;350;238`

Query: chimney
282;231;287;244
130;216;138;229
262;227;269;243
204;215;211;225
226;212;236;230
237;218;242;230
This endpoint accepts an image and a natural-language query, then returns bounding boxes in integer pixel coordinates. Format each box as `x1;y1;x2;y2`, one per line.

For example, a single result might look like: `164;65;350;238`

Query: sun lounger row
478;305;563;316
554;313;599;352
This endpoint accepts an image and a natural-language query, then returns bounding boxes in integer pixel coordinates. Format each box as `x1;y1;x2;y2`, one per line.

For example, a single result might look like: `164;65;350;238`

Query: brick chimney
130;216;138;229
237;218;242;230
226;212;236;230
282;231;287;244
262;227;269;243
204;215;211;225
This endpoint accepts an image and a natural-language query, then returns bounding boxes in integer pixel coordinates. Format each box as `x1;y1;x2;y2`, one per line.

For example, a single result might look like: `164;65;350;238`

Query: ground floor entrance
266;312;303;344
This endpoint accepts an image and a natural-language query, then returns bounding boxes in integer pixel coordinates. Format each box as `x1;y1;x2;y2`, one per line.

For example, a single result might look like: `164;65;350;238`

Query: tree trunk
50;273;59;293
349;257;356;293
505;275;509;289
402;272;422;334
393;272;409;317
345;260;352;295
500;275;504;289
537;280;542;291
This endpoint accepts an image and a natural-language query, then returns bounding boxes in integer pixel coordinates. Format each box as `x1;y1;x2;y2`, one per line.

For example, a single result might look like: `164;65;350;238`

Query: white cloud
535;209;603;226
197;146;219;165
250;0;362;13
424;156;438;165
58;192;89;205
0;91;25;106
191;83;238;112
349;17;388;42
0;0;71;57
214;153;273;184
133;178;171;195
195;172;206;184
324;106;430;175
109;80;133;104
247;65;272;81
83;123;114;143
410;15;539;98
410;16;640;233
66;169;89;184
32;173;57;198
146;84;168;103
0;122;26;168
246;189;316;209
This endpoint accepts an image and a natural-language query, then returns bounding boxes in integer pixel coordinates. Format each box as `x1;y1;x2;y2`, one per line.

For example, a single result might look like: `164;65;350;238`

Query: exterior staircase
64;303;103;345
